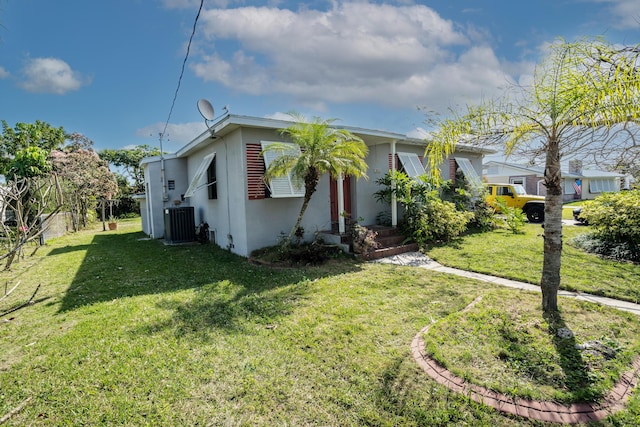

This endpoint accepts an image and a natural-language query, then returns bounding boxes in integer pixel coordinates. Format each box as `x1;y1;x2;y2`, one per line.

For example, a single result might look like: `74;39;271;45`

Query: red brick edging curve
411;310;640;424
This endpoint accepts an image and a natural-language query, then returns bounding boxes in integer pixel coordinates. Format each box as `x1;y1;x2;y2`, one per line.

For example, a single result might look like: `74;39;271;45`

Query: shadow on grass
56;230;361;320
543;311;597;401
136;278;315;338
371;355;487;425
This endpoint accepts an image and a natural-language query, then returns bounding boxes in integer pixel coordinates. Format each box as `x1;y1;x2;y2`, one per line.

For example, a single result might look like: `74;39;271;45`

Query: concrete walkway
375;252;640;424
375;252;640;315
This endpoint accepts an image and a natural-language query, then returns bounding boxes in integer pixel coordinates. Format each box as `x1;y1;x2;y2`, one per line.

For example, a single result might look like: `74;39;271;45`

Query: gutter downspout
391;140;397;227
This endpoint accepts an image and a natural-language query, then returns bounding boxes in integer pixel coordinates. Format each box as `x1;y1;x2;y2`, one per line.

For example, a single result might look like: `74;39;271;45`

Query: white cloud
0;67;9;79
136;122;208;145
588;0;640;29
19;57;90;94
191;2;529;114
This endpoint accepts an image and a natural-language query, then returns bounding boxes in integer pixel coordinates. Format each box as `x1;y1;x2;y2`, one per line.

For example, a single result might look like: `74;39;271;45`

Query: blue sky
1;0;639;154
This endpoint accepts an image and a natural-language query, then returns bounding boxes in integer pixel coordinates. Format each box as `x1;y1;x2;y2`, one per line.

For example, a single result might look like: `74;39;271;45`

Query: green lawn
427;223;640;303
1;218;640;426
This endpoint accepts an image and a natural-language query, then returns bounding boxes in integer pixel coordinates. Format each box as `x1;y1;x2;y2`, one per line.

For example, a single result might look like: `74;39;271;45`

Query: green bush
571;233;640;263
494;198;526;234
580;190;640;244
403;196;473;247
374;171;474;248
575;190;640;262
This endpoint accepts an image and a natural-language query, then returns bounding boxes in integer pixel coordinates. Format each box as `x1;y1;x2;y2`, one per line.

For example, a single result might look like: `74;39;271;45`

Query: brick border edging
411;307;640;424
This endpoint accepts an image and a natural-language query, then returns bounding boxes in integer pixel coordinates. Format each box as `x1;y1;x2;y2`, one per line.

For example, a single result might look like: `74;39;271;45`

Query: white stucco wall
141;156;188;239
354;142;403;225
198;133;244;253
240;128;332;256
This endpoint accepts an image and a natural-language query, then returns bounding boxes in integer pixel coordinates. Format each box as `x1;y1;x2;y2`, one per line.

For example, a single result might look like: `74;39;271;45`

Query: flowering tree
0;176;63;270
51;133;118;231
100;144;161;193
0;120;66;271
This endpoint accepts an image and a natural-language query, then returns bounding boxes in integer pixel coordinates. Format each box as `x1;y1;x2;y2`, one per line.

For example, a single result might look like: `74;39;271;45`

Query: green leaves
581;190;640;246
8;146;51;178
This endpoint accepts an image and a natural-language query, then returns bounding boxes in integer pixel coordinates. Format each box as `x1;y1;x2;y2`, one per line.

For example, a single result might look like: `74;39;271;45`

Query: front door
330;176;352;231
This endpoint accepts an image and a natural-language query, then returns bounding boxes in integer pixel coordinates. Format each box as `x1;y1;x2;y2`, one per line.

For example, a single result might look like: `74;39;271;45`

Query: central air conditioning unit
164;207;196;244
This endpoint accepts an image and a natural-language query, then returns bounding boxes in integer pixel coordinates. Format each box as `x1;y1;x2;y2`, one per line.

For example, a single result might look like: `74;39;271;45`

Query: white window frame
510;176;526;187
397;152;425;179
184;152;216;198
589;178;616;194
261;141;305;198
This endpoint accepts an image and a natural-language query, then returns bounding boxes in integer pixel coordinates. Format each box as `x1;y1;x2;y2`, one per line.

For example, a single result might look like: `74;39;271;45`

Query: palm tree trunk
288;194;312;243
541;136;563;313
287;170;319;244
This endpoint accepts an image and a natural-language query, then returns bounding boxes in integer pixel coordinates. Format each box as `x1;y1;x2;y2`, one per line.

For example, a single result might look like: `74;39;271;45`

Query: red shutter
388;153;399;171
449;158;457;184
246;143;266;200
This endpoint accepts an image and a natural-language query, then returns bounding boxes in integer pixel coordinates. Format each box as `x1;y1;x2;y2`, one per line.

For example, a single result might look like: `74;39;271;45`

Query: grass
1;218;640;425
423;289;640;404
427;223;640;303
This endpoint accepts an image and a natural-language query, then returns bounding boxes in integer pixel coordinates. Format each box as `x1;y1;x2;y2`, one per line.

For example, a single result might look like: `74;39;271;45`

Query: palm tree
263;113;368;244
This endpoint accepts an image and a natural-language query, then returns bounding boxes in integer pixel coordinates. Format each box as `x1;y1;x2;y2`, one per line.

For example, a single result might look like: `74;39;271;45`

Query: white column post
391;140;397;227
338;174;346;234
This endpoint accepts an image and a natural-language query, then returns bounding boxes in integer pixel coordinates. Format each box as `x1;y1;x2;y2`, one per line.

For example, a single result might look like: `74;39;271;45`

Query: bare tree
0;175;64;270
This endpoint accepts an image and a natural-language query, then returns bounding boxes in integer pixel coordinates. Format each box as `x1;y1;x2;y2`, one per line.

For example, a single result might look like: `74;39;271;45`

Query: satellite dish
197;99;215;121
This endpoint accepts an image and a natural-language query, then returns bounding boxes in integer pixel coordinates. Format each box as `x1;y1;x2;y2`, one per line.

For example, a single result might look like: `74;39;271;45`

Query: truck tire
526;206;544;223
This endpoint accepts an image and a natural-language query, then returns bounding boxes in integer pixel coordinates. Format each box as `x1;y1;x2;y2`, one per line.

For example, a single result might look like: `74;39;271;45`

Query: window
453;157;483;189
207;156;217;200
589;178;617;193
260;141;305;198
184;152;215;198
168;180;175;190
396;152;426;178
497;186;514;197
510;177;525;187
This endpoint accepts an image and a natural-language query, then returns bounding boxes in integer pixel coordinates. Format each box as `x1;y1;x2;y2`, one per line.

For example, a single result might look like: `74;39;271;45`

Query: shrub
374;171;474;248
403;195;473;247
440;176;498;232
570;233;640;263
469;199;500;231
572;190;640;263
494;198;526;234
580;190;640;244
350;222;379;254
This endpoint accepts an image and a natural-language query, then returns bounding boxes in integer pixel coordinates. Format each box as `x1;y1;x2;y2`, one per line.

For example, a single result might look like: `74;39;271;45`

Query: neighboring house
483;160;626;202
140;114;491;257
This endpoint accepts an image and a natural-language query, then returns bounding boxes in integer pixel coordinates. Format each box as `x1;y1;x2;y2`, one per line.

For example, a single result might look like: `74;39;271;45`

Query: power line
161;0;204;139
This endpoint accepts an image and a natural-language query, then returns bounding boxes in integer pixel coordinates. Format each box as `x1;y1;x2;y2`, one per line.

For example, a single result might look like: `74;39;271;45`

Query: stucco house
140;114;490;257
483;160;626;202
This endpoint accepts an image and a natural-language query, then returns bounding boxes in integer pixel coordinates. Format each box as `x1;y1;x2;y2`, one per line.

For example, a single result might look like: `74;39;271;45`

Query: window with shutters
260;141;305;198
184;153;215;198
246;142;305;199
388;153;425;178
453;157;483;189
589;178;617;193
207;156;217;200
247;143;267;200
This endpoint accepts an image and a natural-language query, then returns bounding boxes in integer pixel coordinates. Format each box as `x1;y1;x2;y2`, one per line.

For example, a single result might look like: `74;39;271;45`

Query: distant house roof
484;161;624;179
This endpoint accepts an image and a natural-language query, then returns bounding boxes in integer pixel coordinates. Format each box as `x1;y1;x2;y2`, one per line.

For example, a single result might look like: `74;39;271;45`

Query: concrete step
358;242;420;261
